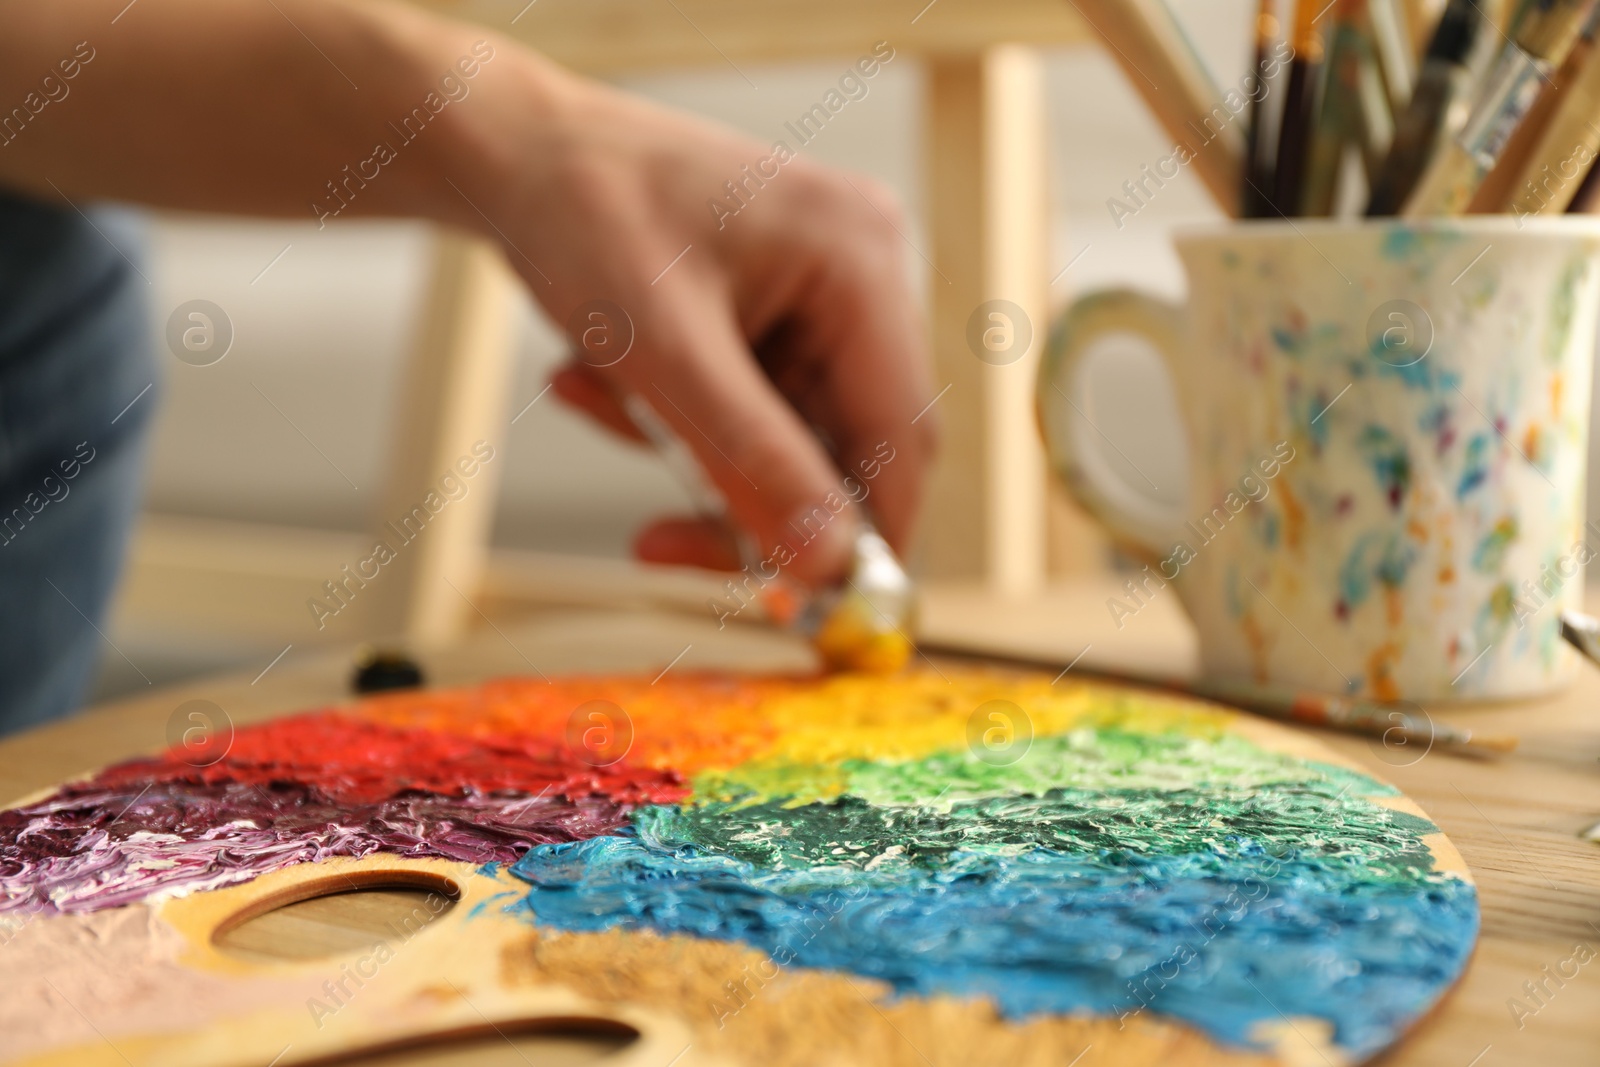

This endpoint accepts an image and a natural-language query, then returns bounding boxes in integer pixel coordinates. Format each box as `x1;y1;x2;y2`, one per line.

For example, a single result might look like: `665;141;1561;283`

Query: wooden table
5;581;1598;1065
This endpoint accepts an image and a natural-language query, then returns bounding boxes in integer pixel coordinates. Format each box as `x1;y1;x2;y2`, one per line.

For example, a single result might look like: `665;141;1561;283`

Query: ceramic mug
1038;219;1600;703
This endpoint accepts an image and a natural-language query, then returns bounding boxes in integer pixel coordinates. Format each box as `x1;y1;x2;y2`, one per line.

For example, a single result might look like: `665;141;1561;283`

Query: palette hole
300;1018;641;1066
213;870;461;962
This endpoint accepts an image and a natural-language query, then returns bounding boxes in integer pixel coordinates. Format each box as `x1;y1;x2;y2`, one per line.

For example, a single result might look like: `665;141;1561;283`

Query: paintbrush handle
1070;0;1243;215
1299;7;1374;217
1178;681;1509;754
1402;46;1552;213
1367;0;1490;214
1560;609;1600;664
1404;0;1599;213
1471;3;1600;211
916;641;1512;755
1242;0;1281;217
1501;28;1600;213
1368;0;1418;107
1274;0;1330;214
1512;0;1600;59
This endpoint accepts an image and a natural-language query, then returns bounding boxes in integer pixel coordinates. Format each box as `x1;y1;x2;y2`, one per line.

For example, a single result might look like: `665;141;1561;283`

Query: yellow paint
741;673;1233;770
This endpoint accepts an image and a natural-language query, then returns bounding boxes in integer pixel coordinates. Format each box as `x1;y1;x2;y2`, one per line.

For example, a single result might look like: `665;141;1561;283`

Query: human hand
0;0;934;589
454;55;936;587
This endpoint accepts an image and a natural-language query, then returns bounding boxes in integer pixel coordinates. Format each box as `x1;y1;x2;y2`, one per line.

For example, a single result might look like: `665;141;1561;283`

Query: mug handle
1036;289;1190;559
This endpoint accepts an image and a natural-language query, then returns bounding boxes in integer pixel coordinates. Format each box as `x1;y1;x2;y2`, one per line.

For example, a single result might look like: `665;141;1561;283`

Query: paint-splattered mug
1039;219;1600;702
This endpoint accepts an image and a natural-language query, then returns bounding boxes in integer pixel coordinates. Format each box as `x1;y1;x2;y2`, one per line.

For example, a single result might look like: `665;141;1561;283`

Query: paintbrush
1488;3;1600;213
1465;1;1600;211
1191;678;1516;755
1071;0;1244;215
1367;0;1498;214
1402;0;1451;57
1299;0;1361;216
1568;150;1600;209
1402;0;1600;215
1354;7;1402;182
916;640;1518;757
1243;0;1286;217
1302;0;1397;215
1368;0;1418;108
1275;0;1332;215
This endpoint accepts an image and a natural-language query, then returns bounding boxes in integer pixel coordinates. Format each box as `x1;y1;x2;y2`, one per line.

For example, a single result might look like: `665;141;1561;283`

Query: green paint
692;727;1394;810
655;770;1432;884
1472;517;1518;574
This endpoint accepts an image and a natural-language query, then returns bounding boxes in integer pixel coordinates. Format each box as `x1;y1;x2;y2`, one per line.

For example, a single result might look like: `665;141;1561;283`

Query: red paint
95;714;688;806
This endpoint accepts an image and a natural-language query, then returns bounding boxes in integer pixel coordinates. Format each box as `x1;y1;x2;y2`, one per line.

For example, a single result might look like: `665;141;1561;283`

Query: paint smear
506;726;1475;1061
0;670;1477;1064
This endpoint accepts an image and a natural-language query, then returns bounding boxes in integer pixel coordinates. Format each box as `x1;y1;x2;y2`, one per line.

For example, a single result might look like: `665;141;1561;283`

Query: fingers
739;170;938;555
549;362;648;444
554;350;848;584
613;280;861;587
633;515;743;571
796;262;935;555
526;119;933;587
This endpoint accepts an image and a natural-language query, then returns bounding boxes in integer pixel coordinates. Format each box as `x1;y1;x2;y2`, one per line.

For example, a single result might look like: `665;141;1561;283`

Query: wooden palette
0;669;1477;1067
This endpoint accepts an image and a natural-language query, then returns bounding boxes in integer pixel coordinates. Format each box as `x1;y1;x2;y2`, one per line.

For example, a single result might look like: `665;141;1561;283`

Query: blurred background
90;0;1600;700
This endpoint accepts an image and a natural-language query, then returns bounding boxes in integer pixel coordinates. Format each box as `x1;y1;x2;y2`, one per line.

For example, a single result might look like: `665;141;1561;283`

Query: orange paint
351;671;1193;785
1385;587;1404;628
1522;423;1544;465
1365;642;1402;703
1241;614;1271;683
358;674;785;776
1278;478;1307;552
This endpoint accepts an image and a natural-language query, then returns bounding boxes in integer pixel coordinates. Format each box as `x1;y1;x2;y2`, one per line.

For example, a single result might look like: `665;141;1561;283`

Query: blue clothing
0;190;157;733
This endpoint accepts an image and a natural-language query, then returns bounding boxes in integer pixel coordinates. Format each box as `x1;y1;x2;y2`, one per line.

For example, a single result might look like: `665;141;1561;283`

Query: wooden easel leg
924;46;1052;593
365;229;516;644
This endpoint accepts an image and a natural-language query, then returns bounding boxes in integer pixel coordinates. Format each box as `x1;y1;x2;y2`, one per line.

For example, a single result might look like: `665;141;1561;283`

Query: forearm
0;4;936;581
0;0;557;231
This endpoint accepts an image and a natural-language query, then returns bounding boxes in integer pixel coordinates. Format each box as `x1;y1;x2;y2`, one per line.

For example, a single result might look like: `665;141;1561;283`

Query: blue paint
1359;426;1412;509
506;783;1476;1060
1380;228;1421;260
1306;394;1331;450
1271;326;1302;355
1225;561;1246;620
1261;511;1281;549
1457;434;1491;499
1471;519;1518;574
1378;227;1462;263
1372;350;1446;390
1376;532;1419;590
1338;530;1416;611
